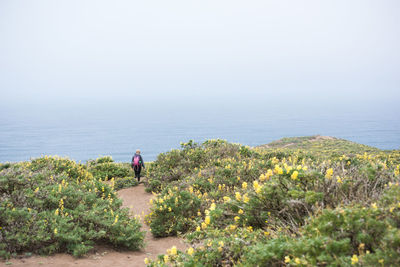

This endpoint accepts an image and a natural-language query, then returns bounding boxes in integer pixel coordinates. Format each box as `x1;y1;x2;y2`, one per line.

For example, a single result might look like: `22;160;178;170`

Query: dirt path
4;183;187;267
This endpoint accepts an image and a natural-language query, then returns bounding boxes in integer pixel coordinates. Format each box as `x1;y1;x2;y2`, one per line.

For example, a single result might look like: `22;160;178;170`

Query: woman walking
131;149;145;182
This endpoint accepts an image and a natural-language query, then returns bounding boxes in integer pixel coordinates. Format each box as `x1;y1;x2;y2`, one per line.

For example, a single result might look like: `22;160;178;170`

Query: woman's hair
136;149;141;154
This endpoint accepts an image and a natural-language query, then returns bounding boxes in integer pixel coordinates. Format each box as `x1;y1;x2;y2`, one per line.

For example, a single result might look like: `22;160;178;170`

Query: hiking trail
5;183;187;267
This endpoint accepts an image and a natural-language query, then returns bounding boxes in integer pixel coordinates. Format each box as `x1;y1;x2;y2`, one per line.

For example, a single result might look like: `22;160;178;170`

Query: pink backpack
133;155;140;167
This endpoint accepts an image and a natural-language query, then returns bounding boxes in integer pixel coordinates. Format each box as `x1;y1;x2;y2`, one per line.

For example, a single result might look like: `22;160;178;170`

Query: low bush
0;156;145;259
87;156;131;181
114;176;139;190
147;186;202;237
143;139;400;266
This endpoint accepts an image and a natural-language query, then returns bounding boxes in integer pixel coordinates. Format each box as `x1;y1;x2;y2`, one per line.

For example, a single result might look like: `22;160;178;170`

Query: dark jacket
131;154;145;168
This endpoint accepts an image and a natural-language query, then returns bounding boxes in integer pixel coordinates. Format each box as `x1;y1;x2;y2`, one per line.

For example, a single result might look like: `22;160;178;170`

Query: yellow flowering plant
142;138;400;266
0;156;145;259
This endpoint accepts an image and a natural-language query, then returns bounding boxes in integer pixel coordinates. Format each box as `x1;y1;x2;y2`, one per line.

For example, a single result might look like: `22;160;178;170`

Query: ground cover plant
86;156;141;190
0;156;145;259
144;137;400;266
86;156;131;181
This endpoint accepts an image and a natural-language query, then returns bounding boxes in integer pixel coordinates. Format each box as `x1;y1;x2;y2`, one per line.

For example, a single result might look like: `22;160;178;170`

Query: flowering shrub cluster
147;186;201;237
86;156;130;181
113;176;139;190
144;138;400;266
86;156;140;190
0;156;145;259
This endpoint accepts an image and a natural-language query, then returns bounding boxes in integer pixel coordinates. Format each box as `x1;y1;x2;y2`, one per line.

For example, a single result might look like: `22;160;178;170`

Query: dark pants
134;166;142;181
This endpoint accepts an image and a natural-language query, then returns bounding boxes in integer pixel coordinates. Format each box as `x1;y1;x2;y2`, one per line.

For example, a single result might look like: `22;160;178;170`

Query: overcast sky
1;0;399;117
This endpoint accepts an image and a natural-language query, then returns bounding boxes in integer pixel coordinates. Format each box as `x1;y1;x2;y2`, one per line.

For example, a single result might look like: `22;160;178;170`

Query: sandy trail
4;183;187;267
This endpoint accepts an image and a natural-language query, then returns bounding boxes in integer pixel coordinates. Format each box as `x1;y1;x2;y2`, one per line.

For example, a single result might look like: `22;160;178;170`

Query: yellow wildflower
242;182;248;189
291;171;299;180
243;194;250;203
286;166;292;173
351;254;358;265
285;256;291;263
205;216;211;225
223;196;231;203
253;181;259;190
238;209;244;214
266;169;273;179
187;247;194;256
235;192;242;201
325;168;333;179
144;258;150;264
274;165;283;174
255;186;262;194
163;255;169;263
169;246;177;255
207;204;215;212
229;224;237;231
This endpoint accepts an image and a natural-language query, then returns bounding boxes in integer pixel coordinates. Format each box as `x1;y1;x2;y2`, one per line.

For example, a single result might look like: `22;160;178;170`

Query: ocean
1;107;399;163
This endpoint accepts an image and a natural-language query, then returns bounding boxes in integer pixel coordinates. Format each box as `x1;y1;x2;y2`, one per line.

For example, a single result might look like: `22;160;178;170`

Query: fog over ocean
1;1;399;162
1;105;399;163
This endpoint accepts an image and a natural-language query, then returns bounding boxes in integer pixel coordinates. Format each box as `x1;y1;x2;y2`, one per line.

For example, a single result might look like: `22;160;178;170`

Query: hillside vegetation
0;156;143;259
1;136;399;266
144;137;400;266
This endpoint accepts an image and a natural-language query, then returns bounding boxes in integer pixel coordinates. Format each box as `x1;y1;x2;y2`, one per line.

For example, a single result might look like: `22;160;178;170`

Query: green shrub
114;177;139;190
0;163;11;171
94;156;114;164
87;157;131;181
143;139;400;266
0;156;145;259
147;186;201;237
243;204;399;266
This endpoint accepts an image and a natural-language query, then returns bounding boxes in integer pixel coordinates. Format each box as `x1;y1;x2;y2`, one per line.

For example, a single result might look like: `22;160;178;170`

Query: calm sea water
0;108;399;163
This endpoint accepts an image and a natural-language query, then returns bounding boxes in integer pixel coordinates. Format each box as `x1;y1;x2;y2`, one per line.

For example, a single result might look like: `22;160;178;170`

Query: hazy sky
1;0;399;117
